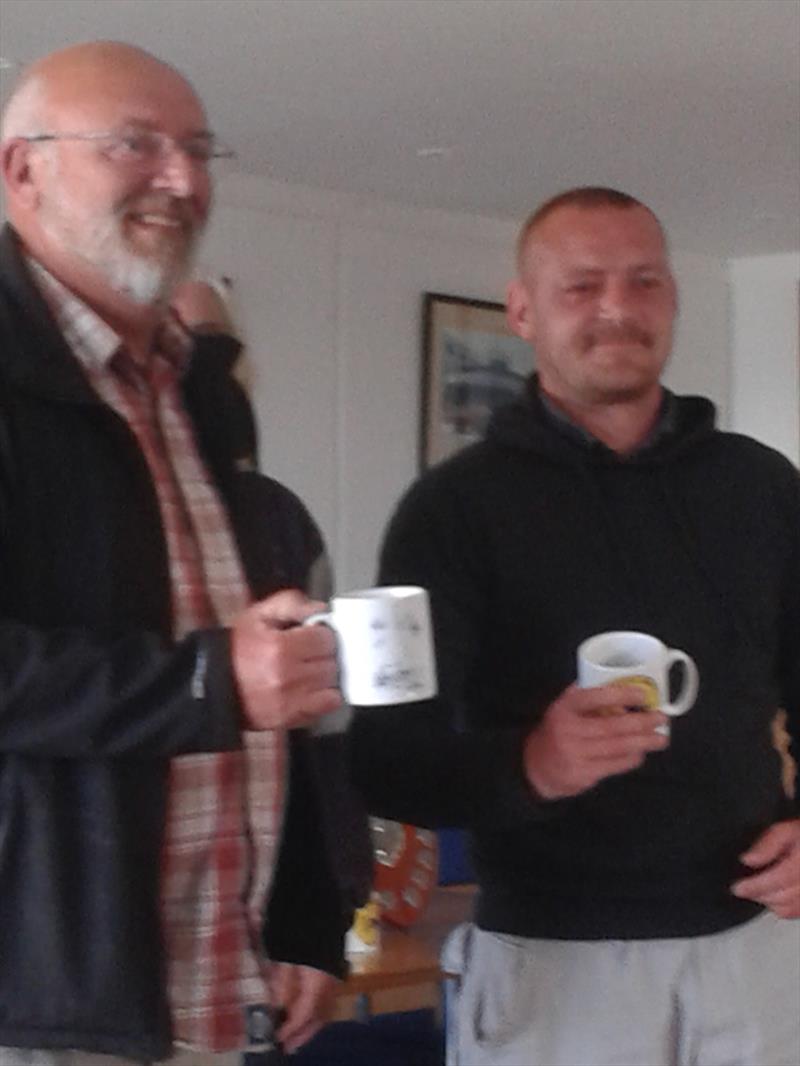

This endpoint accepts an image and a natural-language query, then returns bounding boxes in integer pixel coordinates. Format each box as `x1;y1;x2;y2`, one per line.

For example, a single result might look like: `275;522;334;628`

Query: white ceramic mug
577;630;699;717
304;585;437;706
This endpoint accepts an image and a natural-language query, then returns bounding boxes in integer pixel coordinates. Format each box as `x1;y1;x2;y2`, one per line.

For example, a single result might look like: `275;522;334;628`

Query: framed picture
420;292;533;467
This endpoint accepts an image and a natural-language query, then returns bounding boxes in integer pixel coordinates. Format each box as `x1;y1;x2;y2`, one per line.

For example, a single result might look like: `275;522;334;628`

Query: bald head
0;41;213;318
1;42;205;142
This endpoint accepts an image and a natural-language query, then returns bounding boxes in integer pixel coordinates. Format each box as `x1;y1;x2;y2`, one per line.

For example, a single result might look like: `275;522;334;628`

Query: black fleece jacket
352;377;800;940
0;226;370;1060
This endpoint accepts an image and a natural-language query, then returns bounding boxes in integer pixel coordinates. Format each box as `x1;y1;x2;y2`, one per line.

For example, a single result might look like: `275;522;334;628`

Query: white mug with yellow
577;630;699;718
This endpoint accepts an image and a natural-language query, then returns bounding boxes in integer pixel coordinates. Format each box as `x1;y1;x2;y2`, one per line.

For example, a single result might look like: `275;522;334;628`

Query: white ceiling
0;0;798;257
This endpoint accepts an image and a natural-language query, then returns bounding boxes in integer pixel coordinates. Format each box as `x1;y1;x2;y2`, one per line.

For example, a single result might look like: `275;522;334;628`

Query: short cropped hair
516;186;663;268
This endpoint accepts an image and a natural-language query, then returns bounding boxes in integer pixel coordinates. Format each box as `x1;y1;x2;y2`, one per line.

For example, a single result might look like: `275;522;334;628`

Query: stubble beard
577;350;670;406
575;321;671;404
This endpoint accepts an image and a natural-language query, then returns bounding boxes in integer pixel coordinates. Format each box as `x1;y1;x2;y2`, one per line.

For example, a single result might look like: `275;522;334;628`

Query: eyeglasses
19;129;236;167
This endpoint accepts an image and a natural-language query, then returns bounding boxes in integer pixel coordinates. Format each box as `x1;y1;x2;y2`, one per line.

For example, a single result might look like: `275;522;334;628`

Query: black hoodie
352;376;800;939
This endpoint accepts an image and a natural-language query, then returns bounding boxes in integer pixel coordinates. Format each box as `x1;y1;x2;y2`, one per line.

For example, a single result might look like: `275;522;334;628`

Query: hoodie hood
487;374;735;647
487;374;717;467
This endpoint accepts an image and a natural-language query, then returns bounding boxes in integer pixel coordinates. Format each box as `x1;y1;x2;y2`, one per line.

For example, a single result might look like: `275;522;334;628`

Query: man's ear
506;278;536;343
1;139;41;210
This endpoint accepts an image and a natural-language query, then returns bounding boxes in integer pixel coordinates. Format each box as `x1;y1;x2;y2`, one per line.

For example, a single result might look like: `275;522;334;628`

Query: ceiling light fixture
416;146;454;159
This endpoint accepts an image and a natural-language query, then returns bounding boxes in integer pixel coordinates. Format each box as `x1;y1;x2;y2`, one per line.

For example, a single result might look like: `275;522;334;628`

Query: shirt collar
537;382;676;454
26;256;192;375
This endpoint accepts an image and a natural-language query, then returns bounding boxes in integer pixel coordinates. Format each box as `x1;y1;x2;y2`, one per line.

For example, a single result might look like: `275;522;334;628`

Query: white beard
99;238;194;305
38;179;198;305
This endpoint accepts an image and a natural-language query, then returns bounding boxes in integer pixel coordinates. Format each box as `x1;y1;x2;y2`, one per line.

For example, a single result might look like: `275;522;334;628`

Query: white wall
666;251;731;418
203;174;732;589
729;253;800;464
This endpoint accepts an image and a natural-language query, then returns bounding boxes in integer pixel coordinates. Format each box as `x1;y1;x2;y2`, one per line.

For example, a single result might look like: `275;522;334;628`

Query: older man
352;188;800;1065
0;42;370;1065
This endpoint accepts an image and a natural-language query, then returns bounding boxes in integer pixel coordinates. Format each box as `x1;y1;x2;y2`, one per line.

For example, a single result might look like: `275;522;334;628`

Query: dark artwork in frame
420;291;532;468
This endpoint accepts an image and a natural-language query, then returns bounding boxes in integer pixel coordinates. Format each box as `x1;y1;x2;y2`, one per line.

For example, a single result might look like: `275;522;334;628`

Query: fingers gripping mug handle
663;650;699;716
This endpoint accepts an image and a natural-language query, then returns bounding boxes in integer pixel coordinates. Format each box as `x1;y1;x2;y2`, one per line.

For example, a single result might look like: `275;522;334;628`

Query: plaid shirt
30;262;286;1054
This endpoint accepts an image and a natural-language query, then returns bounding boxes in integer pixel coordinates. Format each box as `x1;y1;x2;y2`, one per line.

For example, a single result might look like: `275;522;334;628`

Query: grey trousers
445;910;800;1066
0;1054;139;1066
0;1049;241;1065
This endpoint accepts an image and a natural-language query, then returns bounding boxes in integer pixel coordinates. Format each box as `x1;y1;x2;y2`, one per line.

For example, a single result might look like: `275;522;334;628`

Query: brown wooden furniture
333;884;476;1021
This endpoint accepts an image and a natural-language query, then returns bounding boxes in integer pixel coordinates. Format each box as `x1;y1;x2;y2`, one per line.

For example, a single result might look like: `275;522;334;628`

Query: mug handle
663;650;699;716
303;611;334;628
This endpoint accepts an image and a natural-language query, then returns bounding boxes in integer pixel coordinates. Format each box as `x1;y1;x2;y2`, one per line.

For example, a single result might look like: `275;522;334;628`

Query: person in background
171;278;257;472
351;187;800;1066
171;277;237;338
0;40;370;1066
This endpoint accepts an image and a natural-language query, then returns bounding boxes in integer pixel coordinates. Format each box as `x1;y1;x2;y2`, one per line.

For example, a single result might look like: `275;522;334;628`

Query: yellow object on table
345;897;382;956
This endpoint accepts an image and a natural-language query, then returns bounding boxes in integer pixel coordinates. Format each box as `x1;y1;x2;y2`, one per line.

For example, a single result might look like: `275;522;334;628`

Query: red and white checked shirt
30;261;286;1054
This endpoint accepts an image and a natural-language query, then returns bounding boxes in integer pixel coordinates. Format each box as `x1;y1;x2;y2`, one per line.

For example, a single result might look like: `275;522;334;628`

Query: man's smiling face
27;50;212;304
510;204;678;408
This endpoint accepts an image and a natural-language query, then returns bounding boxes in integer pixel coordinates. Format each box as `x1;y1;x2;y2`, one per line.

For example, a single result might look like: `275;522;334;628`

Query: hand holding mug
231;589;342;730
523;682;670;800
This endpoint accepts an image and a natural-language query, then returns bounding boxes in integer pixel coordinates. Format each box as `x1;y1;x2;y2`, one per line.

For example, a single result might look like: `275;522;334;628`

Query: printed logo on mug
577;630;699;717
304;586;438;706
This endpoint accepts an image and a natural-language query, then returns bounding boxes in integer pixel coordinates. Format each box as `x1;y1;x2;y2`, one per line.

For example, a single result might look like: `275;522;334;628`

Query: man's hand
732;818;800;918
230;589;341;730
269;961;340;1054
523;682;670;800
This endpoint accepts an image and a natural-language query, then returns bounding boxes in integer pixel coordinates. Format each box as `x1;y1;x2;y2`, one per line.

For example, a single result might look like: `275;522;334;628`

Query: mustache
583;320;653;350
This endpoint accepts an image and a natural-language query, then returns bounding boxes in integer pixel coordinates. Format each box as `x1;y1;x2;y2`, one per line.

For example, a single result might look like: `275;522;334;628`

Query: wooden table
333;884;476;1021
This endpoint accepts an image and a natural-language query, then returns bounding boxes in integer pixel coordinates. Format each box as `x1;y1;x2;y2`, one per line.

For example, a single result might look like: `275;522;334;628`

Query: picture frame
420;291;533;468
